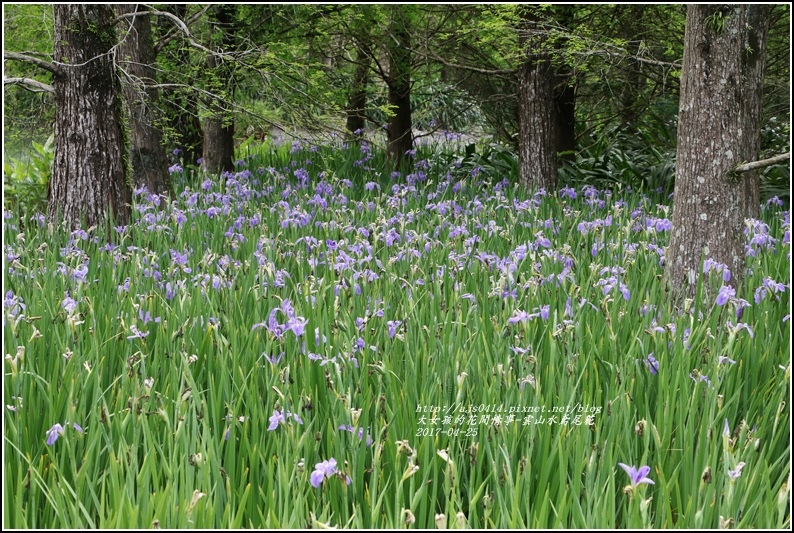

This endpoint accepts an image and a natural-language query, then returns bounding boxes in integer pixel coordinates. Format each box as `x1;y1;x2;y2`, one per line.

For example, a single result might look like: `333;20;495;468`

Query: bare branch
733;153;790;174
113;8;234;60
4;51;64;77
4;76;55;93
152;5;212;53
411;50;517;76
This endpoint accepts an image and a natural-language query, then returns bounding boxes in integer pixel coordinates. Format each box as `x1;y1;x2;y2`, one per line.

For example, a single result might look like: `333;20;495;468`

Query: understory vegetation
3;140;790;528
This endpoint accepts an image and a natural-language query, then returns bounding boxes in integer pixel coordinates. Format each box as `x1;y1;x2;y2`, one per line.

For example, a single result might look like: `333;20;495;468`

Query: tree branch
3;77;55;93
733;153;790;174
4;51;64;77
151;5;212;53
411;49;517;76
114;8;235;60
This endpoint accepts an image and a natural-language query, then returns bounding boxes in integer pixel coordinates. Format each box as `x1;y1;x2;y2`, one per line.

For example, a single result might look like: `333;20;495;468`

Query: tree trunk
385;5;413;169
554;73;576;163
615;5;649;129
553;6;577;163
49;4;131;229
346;39;370;143
161;4;203;166
664;5;771;303
741;6;770;219
202;5;236;176
517;9;558;191
117;4;172;197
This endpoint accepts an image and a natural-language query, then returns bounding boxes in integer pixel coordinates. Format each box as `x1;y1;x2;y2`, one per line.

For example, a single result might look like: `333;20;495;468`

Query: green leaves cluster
3;134;53;214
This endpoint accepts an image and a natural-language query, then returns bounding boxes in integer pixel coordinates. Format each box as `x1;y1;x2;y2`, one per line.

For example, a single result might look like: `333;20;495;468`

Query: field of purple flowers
3;140;790;528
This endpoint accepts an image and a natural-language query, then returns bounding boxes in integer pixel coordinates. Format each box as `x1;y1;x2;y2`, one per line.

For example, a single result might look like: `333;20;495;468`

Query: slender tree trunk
554;75;576;163
385;5;413;168
49;4;131;229
664;5;771;303
117;4;172;197
554;6;577;163
517;9;557;191
346;40;370;143
202;5;236;176
741;6;770;219
161;4;203;166
616;5;648;129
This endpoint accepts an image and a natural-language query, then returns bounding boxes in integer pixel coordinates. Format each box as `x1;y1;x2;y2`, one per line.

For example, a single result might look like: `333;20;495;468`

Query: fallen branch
733;152;790;174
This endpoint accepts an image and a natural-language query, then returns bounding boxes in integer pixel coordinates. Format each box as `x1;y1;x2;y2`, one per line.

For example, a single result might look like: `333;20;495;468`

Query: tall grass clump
3;139;790;529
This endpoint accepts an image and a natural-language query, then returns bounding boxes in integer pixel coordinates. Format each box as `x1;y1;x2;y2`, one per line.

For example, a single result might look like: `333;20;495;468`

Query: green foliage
412;82;486;132
759;118;791;206
3;135;53;214
449;141;518;181
3;4;55;153
365;80;486;134
2;2;788;209
559;120;676;196
705;8;731;34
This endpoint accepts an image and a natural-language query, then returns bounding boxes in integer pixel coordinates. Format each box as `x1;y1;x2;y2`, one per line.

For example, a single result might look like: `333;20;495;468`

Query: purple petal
310;470;325;488
635;465;651;481
46;423;65;446
267;411;285;431
618;462;635;478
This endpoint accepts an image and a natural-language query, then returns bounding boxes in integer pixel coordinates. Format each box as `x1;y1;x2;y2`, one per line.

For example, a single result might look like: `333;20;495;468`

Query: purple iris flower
338;424;374;446
267;410;285;431
264;352;284;365
62;293;78;314
508;310;531;325
4;291;25;317
46;424;65;445
127;325;150;340
716;285;735;306
310;458;339;488
138;309;161;325
267;409;303;431
618;463;655;487
718;355;736;366
286;316;308;338
728;462;746;480
644;353;659;375
387;320;403;339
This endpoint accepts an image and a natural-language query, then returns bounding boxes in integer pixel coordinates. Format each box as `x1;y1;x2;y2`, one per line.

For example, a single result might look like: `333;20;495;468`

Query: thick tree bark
385;5;413;168
202;5;236;176
117;4;172;197
517;9;558;191
346;40;370;143
664;5;771;302
49;5;131;229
